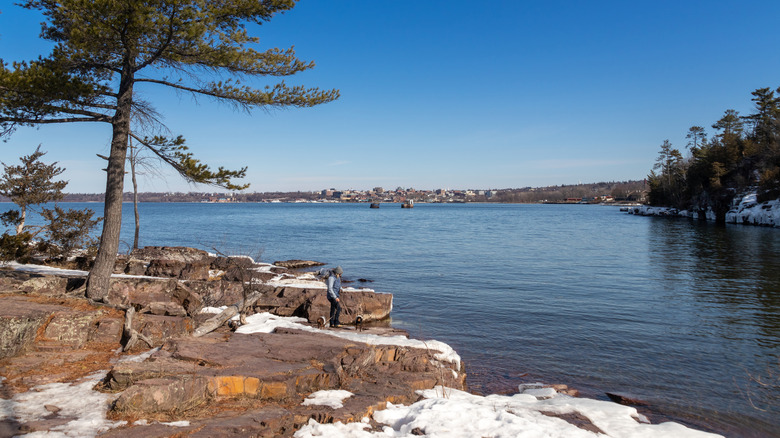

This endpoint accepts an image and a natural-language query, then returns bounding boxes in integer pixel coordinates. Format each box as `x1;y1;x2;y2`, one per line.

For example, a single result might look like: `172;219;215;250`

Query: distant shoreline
0;199;643;206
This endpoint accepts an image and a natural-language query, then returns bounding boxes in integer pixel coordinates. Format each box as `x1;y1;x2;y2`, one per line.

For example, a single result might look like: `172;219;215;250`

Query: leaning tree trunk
86;69;134;301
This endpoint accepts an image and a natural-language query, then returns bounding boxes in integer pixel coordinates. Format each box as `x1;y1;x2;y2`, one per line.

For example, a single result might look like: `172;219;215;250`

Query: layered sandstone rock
104;325;464;434
0;247;403;435
0;290;462;437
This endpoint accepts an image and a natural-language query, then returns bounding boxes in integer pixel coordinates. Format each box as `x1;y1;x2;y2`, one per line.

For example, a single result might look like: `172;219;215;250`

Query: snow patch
302;390;354;409
294;386;723;438
235;312;461;368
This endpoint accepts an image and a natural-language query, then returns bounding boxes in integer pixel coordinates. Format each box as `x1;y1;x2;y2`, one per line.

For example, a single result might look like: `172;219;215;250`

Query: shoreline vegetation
645;86;780;225
4;180;647;205
0;249;723;437
629;193;780;227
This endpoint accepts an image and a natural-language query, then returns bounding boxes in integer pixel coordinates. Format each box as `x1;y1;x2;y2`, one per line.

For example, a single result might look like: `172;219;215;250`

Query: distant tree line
0;181;647;204
648;86;780;224
488;181;645;203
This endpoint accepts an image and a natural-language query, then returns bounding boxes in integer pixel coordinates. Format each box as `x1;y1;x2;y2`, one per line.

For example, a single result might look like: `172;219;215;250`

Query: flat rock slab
105;325;466;436
273;260;325;269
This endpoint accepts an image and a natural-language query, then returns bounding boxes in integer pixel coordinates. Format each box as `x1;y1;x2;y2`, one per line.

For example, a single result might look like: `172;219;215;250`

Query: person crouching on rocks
318;266;344;328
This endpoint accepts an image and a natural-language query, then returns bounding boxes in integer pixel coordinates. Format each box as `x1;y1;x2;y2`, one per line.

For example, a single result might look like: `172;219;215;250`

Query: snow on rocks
232;311;462;368
627;193;780;227
302;390;355;409
0;348;163;437
727;196;780;226
0;372;125;437
294;386;723;438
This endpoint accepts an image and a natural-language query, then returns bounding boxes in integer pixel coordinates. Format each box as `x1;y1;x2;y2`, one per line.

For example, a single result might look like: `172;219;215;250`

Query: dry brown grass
26;294;124;318
1;293;125;393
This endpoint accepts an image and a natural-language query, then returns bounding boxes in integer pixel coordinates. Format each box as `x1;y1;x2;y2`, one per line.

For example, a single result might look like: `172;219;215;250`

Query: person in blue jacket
317;266;343;328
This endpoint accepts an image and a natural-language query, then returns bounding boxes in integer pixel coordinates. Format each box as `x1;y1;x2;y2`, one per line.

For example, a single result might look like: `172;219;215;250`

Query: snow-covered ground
0;349;159;437
295;386;723;438
0;261;173;279
629;193;780;227
204;309;461;368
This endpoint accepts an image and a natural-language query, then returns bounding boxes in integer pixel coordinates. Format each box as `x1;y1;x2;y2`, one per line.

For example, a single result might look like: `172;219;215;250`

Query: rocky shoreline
0;247;723;437
626;194;780;227
0;247;470;436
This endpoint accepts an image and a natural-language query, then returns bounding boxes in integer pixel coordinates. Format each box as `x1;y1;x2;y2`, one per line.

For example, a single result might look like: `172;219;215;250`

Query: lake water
8;202;780;437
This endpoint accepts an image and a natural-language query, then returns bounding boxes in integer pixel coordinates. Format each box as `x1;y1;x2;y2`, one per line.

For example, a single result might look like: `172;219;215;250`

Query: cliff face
0;247;464;436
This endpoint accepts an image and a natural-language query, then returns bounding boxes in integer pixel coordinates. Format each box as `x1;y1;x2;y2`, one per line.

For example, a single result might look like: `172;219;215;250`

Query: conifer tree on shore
0;1;339;300
0;147;101;261
647;86;780;223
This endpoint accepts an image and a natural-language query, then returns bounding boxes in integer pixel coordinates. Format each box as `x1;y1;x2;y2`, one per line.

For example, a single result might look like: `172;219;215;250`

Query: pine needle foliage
0;147;101;262
0;0;339;299
0;146;67;234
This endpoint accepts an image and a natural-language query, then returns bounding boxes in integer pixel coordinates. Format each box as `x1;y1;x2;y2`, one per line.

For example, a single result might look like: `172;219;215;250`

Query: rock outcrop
273;259;325;269
0;284;460;436
255;286;393;324
0;247;421;436
104;325;464;430
2;246;394;326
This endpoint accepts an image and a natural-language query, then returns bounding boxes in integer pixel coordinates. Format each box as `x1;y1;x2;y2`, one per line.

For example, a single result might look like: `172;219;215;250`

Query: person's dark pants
328;296;341;327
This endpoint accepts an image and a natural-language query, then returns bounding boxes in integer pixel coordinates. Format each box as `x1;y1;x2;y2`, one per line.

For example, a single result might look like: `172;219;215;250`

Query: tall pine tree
0;1;339;300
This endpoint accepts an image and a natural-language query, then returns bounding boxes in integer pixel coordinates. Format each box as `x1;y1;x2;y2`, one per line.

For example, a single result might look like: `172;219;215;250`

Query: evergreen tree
648;140;685;208
647;87;780;222
0;146;67;234
0;147;101;261
685;126;707;154
745;87;780;200
0;1;339;300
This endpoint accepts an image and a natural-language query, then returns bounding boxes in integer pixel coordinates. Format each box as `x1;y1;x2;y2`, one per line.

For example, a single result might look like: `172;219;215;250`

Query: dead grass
1;293;126;393
26;294;124;318
0;348;119;393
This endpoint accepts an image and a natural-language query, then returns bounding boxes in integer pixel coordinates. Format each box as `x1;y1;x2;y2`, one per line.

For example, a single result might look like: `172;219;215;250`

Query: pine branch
129;132;249;190
135;77;338;108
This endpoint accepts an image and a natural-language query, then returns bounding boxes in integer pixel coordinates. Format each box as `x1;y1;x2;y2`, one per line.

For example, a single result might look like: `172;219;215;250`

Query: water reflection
648;218;779;431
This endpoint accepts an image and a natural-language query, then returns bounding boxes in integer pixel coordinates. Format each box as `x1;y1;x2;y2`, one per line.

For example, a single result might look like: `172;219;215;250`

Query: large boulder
145;259;187;278
185;279;246;308
128;314;194;352
106;277;177;307
42;310;100;349
119;246;216;280
113;376;210;414
254;286;393;324
0;270;76;296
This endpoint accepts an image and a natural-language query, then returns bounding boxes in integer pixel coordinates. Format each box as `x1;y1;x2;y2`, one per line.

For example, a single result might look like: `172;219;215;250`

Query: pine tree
0;1;339;300
0;146;67;234
0;147;101;261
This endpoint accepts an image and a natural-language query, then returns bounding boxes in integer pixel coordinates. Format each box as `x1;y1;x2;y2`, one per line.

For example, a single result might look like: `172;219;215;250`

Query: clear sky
1;0;779;194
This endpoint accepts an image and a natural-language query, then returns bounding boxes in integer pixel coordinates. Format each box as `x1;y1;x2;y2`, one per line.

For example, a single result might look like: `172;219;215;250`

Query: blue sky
1;0;779;193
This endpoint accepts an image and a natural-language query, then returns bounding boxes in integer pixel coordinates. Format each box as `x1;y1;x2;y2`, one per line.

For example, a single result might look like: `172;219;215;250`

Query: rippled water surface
13;202;780;436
